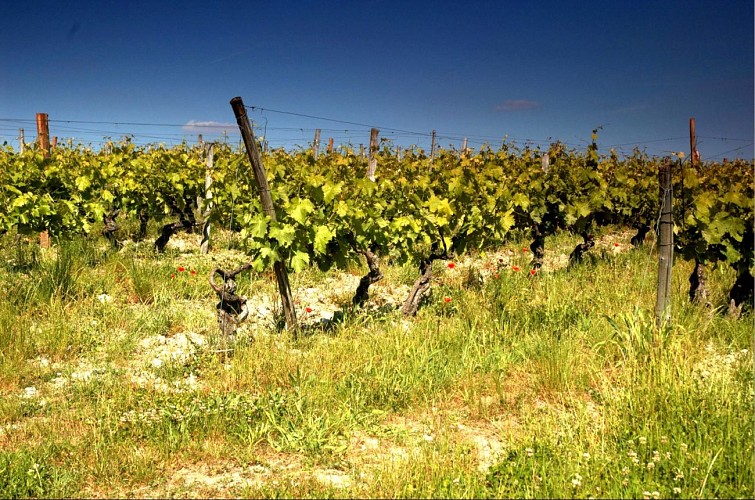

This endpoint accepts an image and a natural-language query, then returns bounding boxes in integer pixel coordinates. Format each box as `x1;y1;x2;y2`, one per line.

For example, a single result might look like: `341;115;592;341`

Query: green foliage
1;139;752;281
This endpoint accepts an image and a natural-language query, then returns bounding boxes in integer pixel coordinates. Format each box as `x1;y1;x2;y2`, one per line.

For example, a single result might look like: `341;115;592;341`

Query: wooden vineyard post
18;128;25;153
313;129;321;160
230;96;298;334
461;138;468;157
37;113;50;155
36;113;51;248
196;134;204;214
655;161;673;326
689;117;698;166
430;129;437;164
200;143;214;255
327;137;334;153
367;127;379;181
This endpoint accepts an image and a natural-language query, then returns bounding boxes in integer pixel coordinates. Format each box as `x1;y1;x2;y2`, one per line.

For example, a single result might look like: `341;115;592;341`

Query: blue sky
1;0;753;159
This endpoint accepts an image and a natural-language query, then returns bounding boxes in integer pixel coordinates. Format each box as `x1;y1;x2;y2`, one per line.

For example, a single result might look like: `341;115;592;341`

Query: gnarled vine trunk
530;225;545;270
401;258;435;317
102;209;120;247
631;224;651;247
728;268;754;318
352;249;383;307
209;264;253;336
688;258;709;306
568;233;595;266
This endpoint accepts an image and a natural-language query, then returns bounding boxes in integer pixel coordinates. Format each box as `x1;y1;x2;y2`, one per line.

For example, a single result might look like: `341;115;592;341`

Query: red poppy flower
443;296;452;303
522;247;528;253
305;307;313;313
447;262;455;269
171;273;176;279
177;266;185;272
494;273;500;279
512;265;521;272
190;270;197;275
614;243;620;247
530;269;537;276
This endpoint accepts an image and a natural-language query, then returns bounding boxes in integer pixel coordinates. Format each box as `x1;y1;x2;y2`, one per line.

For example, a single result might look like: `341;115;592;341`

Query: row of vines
1;133;752;316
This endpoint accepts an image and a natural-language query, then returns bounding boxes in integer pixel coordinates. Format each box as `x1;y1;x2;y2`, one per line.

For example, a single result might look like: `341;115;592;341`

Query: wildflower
494;273;500;279
447;262;455;269
673;487;681;495
525;447;534;457
621;467;630;476
571;473;582;488
530;269;537;276
522;247;528;252
614;242;620;247
190;270;197;275
178;266;185;272
652;450;660;462
652;492;660;499
660;435;668;445
582;452;591;460
443;296;452;303
639;436;647;445
646;461;655;471
512;265;521;272
305;307;313;313
643;491;651;499
97;293;113;303
622;479;628;487
680;443;688;452
171;273;176;279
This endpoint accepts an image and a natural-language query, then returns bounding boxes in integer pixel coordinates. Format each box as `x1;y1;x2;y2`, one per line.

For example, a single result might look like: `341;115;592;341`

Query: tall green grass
0;230;750;498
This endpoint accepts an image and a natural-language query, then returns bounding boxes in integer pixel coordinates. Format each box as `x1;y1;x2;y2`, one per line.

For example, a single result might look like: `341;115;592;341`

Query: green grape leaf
314;225;335;255
269;224;297;248
290;251;310;272
290;198;315;224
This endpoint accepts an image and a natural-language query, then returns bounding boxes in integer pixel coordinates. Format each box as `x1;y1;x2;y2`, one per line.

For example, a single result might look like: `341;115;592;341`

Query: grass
0;228;751;498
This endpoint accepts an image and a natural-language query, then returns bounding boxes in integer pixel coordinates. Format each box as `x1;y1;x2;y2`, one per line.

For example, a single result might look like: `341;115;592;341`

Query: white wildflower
572;473;582;488
97;293;113;304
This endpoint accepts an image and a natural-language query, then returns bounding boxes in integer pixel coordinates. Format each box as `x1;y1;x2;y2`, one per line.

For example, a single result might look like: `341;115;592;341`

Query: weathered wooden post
368;127;379;181
327;137;334;153
36;113;50;155
230;97;298;334
689;117;698;167
200;143;214;255
18;128;25;153
461;138;468;157
430;129;437;164
655;161;673;326
36;113;50;248
313;129;321;160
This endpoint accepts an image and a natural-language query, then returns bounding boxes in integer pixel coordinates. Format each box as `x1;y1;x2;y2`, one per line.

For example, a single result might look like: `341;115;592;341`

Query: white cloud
182;120;236;133
494;99;539;112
